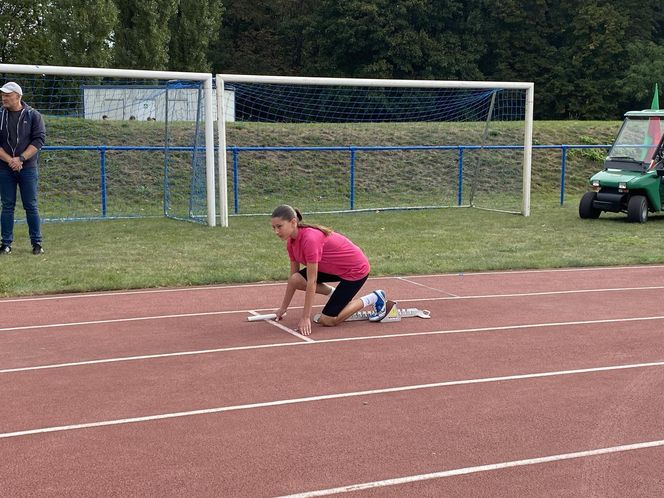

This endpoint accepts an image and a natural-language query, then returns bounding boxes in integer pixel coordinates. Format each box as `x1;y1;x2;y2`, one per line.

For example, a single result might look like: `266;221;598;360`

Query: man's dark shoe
0;244;11;254
32;243;44;255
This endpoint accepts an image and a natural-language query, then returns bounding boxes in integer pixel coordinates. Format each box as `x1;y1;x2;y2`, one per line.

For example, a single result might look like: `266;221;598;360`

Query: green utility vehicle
579;110;664;223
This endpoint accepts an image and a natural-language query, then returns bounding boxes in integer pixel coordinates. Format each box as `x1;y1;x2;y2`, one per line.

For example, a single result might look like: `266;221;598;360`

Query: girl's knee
288;272;306;287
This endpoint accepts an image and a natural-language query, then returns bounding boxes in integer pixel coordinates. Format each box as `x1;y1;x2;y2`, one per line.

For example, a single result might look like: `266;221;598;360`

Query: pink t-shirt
287;227;370;281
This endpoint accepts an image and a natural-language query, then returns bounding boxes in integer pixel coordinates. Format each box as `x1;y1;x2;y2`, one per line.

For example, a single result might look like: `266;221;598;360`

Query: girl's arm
275;260;300;320
298;262;318;335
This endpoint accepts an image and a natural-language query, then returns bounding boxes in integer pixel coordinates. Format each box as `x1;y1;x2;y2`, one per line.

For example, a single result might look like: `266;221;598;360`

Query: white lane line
248;311;314;343
0;341;307;374
0;310;243;333
401;264;664;279
4;314;664;374
275;439;664;497
3;285;664;334
406;285;664;302
3;264;664;304
2;359;664;439
0;282;288;303
397;277;459;297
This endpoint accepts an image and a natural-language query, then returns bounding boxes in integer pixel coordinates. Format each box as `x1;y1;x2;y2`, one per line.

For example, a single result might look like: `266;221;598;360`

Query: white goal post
0;63;217;226
215;74;534;224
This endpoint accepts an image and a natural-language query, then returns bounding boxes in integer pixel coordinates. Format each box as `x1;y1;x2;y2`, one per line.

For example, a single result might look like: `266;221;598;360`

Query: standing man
0;82;46;255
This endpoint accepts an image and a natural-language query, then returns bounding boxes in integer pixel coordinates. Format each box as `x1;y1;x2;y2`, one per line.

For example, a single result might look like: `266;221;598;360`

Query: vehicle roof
624;110;664;118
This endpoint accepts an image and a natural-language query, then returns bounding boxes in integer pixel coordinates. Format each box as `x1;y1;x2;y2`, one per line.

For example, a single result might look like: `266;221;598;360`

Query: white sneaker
368;290;387;322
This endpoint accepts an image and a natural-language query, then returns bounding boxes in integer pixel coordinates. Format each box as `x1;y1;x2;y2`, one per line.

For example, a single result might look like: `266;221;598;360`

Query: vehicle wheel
627;195;648;223
579;192;601;219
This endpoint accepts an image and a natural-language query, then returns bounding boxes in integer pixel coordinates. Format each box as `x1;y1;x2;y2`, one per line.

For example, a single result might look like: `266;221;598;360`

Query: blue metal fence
556;144;612;205
42;145;194;219
226;144;612;213
42;143;612;219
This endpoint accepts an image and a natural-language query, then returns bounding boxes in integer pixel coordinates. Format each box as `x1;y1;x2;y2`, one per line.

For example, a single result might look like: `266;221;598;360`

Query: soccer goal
0;64;217;226
215;75;533;221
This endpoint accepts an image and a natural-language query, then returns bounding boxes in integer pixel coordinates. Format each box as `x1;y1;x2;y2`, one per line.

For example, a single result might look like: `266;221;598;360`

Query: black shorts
298;268;368;317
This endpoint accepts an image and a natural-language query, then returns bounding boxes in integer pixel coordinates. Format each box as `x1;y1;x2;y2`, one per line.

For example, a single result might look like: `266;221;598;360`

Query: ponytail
271;205;332;236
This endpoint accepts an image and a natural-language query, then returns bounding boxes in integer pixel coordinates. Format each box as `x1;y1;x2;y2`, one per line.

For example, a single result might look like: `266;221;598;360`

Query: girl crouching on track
271;205;390;335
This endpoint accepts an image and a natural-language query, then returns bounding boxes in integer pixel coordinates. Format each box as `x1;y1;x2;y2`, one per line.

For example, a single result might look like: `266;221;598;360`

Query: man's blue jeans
0;166;42;246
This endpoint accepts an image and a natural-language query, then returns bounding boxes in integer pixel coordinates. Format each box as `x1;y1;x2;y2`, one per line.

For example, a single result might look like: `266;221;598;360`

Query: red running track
1;265;664;497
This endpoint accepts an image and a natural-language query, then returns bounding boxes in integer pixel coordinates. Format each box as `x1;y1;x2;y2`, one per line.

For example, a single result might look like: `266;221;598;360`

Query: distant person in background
0;82;46;255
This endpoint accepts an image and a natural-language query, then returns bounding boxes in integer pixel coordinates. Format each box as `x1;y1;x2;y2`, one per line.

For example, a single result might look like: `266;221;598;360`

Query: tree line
2;0;663;119
1;1;222;72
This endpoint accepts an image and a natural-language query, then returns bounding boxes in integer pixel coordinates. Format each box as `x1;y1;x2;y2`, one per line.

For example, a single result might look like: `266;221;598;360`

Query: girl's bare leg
318;298;365;327
289;273;335;295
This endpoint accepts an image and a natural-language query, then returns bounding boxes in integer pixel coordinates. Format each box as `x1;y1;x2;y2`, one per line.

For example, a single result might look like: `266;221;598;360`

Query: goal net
0;64;216;225
216;75;533;220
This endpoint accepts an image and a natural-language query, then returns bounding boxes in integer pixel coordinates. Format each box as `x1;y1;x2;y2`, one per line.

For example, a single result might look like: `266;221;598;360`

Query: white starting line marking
2;359;664;439
248;311;314;343
274;438;664;497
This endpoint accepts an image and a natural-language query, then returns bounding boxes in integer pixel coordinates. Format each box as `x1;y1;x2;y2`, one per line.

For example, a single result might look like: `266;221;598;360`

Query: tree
477;0;565;118
620;41;664;110
303;0;483;79
210;0;317;75
168;0;223;72
558;2;630;118
113;0;177;70
47;0;118;67
0;1;51;64
478;0;664;119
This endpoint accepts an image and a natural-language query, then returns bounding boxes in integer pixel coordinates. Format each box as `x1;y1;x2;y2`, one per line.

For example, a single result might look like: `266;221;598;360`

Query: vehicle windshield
608;116;663;163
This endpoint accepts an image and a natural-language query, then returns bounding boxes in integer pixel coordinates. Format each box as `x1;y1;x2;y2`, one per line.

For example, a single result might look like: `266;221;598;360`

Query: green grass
2;196;664;297
2;118;649;297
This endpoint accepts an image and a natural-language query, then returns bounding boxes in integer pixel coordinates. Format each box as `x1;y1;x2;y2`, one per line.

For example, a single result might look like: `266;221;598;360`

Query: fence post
100;147;107;217
560;145;568;206
457;147;464;206
232;147;239;214
349;148;356;210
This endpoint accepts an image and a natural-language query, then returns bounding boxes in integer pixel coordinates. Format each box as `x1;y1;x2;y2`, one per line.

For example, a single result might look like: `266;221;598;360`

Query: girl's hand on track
297;316;312;335
275;308;287;321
